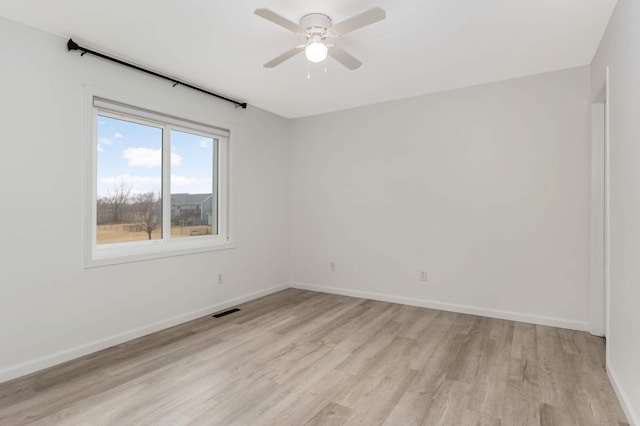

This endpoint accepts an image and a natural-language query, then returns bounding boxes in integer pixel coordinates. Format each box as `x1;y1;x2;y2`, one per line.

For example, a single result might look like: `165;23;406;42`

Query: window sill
85;237;235;268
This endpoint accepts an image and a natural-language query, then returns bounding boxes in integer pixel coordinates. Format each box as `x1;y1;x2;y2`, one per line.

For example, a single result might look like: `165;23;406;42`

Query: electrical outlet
419;271;428;281
217;274;223;285
330;262;336;272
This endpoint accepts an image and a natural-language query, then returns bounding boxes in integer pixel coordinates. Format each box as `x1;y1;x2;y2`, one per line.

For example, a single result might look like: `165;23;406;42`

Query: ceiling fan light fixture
256;7;385;70
305;39;328;63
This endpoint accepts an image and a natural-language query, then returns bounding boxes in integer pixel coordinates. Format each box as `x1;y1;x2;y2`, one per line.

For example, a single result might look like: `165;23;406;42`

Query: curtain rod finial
67;39;79;51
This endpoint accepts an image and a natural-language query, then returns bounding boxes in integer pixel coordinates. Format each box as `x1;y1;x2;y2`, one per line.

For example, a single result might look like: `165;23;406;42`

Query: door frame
590;67;610;349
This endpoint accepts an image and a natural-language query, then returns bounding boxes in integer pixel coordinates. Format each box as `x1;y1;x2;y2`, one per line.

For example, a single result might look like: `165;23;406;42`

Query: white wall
0;17;291;382
591;0;640;423
0;14;620;405
290;66;592;330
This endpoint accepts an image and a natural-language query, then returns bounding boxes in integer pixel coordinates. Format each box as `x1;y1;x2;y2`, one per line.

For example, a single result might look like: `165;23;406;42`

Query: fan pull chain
307;60;311;79
324;58;327;73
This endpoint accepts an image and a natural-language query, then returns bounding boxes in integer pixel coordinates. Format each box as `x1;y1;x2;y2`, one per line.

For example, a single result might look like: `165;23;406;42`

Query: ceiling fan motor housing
300;13;332;37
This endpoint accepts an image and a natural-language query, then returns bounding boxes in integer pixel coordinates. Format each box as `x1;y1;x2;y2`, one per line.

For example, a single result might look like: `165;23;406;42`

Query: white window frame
84;89;234;267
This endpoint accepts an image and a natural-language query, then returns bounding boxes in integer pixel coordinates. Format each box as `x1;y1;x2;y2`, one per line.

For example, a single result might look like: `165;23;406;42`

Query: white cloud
97;137;113;153
99;174;161;187
123;148;160;168
172;151;183;166
98;174;209;197
170;175;211;194
114;132;123;139
97;174;162;197
198;139;210;148
171;175;200;186
122;148;183;168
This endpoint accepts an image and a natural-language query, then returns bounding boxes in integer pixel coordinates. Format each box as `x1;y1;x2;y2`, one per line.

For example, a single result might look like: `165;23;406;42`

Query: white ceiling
1;1;616;118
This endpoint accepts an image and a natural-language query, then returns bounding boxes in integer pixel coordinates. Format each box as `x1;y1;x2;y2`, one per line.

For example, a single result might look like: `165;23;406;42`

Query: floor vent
212;308;240;318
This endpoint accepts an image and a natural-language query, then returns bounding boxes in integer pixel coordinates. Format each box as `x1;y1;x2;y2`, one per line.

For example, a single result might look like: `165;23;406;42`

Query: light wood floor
0;289;628;425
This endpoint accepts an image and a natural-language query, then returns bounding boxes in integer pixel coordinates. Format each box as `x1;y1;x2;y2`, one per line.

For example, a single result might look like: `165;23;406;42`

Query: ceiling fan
254;7;386;70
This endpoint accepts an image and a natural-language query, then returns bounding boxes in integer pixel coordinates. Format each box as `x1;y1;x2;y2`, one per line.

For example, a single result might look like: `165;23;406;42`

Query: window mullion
162;125;172;240
218;137;228;240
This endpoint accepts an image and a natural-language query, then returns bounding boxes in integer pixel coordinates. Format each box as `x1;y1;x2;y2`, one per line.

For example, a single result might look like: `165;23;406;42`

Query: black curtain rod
67;39;247;109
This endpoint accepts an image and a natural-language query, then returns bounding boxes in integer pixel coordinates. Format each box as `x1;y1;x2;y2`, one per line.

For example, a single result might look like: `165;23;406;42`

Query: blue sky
97;115;214;198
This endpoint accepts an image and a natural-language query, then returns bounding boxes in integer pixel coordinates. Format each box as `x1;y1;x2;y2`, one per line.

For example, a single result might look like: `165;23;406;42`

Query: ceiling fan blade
264;46;305;68
331;7;386;36
328;45;362;70
255;8;304;34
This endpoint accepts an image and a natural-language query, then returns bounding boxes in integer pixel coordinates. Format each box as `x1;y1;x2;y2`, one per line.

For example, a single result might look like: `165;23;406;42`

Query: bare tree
133;192;161;240
96;197;111;225
106;183;132;223
177;207;200;226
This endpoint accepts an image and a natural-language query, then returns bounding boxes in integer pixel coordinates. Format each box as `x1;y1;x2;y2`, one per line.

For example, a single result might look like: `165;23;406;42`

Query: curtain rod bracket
66;38;247;109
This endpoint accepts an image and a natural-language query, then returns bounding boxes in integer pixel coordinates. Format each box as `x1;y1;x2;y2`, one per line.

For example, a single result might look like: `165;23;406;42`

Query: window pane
170;130;217;238
96;115;163;244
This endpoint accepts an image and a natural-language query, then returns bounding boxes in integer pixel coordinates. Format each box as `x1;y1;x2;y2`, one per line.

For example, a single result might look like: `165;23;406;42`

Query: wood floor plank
343;368;418;425
305;402;352;426
265;369;356;425
0;289;629;425
382;390;436;426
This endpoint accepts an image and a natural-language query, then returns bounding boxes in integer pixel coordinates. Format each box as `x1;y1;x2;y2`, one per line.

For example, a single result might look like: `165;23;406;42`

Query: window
86;96;231;267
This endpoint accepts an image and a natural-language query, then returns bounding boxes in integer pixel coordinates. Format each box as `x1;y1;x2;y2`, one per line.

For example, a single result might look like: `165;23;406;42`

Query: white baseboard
0;281;594;385
290;282;590;332
0;283;288;385
608;364;638;426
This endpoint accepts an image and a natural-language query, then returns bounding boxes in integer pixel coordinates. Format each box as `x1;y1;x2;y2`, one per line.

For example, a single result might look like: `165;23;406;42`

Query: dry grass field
97;224;214;244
